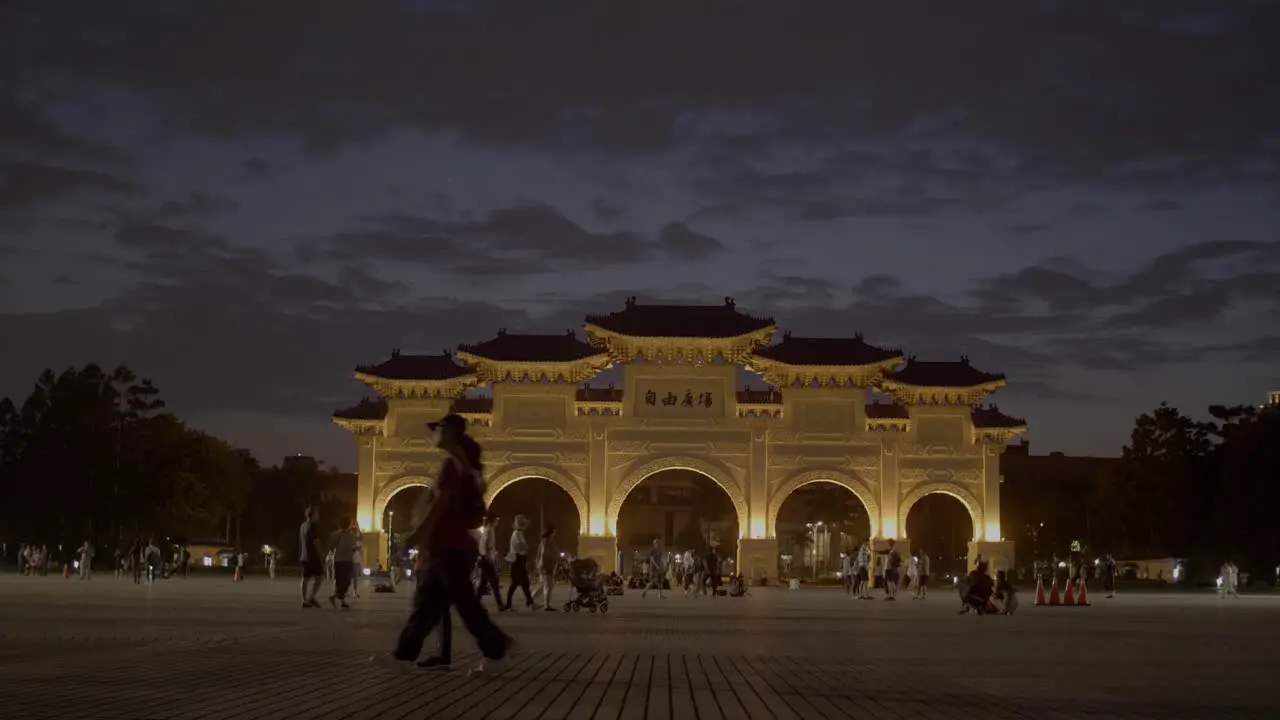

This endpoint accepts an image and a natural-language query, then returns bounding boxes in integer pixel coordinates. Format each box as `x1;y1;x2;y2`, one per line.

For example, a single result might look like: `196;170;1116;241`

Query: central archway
484;465;588;536
611;458;745;583
485;467;585;560
768;469;879;581
608;455;749;537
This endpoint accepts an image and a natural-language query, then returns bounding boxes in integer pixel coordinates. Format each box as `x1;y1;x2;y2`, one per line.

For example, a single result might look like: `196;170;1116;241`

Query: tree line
1091;402;1279;575
0;364;351;558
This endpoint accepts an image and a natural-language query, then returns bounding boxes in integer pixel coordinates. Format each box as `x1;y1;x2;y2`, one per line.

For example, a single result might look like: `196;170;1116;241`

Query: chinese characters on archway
644;389;715;409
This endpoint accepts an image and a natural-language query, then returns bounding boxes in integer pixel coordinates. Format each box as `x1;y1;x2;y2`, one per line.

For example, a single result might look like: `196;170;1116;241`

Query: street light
388;510;395;560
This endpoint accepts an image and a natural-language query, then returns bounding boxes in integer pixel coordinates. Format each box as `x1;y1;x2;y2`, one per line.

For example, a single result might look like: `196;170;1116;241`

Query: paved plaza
0;574;1276;719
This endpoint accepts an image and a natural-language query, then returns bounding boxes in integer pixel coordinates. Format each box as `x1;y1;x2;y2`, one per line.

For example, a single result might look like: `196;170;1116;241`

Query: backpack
450;455;488;529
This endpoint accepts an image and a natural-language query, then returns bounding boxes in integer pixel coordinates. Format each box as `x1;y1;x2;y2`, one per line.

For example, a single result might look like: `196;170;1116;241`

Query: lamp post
388;510;395;560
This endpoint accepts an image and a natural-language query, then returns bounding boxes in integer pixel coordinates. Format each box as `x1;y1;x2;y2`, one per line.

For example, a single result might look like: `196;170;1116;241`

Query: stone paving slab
0;575;1276;719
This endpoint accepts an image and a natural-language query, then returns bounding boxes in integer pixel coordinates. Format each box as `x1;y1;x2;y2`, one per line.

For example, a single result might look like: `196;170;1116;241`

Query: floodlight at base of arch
356;510;372;532
880;518;899;540
749;518;766;539
983;521;1002;543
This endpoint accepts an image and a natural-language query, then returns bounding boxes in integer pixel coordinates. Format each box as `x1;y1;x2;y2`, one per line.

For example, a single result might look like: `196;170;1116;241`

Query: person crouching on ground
376;413;513;671
989;569;1017;615
959;562;994;615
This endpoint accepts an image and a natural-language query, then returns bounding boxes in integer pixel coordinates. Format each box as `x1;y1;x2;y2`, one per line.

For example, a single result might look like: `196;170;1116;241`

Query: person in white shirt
350;537;363;598
476;513;503;608
641;539;667;599
916;550;931;599
854;541;872;599
841;549;855;597
77;541;94;581
906;553;921;599
502;515;534;610
329;517;359;608
533;525;559;611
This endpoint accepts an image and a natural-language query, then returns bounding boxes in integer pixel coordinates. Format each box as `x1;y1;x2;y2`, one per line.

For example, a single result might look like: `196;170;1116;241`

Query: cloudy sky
2;1;1277;469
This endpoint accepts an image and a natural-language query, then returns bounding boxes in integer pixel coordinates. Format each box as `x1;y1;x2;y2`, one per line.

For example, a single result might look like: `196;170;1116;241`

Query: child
990;569;1018;615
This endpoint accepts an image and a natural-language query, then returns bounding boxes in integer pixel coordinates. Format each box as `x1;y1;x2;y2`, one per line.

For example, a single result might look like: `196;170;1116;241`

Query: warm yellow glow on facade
750;518;766;539
984;521;1001;542
589;514;606;536
881;518;898;539
357;510;373;532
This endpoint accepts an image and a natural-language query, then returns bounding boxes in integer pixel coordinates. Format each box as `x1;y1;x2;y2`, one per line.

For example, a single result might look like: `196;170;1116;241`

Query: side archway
898;482;983;541
485;465;589;535
608;455;748;536
767;469;881;539
372;475;434;531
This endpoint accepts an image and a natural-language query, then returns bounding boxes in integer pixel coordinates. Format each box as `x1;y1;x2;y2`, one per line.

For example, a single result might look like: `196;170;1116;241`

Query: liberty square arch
334;299;1027;578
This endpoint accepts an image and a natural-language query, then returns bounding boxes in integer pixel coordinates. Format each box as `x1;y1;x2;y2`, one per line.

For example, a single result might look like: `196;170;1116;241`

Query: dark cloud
0;162;140;210
1008;223;1050;236
9;2;1277;181
155;191;238;220
240;158;270;180
53;274;75;285
654;222;725;261
1139;199;1184;213
302;204;725;278
589;196;626;223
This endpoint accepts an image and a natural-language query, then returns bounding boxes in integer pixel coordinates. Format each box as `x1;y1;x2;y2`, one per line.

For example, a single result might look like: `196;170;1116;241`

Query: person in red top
377;414;513;669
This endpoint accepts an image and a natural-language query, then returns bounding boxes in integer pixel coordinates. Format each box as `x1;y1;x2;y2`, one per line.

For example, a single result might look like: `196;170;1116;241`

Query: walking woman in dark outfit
374;414;513;670
502;515;535;611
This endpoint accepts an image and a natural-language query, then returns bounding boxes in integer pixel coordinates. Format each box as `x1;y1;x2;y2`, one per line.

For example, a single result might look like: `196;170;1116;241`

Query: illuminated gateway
333;297;1026;577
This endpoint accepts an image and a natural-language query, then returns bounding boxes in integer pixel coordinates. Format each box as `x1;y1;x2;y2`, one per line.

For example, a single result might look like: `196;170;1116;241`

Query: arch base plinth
363;531;387;570
738;538;779;586
969;540;1015;575
578;535;618;574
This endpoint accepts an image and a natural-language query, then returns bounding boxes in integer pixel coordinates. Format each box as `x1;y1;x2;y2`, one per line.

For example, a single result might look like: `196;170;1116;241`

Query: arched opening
615;469;739;585
383;484;432;561
774;481;872;581
905;493;976;578
487;477;581;559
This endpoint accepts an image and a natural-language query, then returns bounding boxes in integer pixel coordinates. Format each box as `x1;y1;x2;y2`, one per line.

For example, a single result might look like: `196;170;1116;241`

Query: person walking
376;413;513;670
476;513;504;608
502;515;535;611
329;517;359;608
854;540;872;600
641;539;667;599
534;525;559;611
299;506;324;608
916;550;931;599
906;551;920;599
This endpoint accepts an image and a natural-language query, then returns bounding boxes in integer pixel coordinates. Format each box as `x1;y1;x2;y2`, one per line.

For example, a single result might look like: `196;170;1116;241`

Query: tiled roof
458;329;605;363
576;385;624;402
754;331;902;367
584;296;775;338
450;397;494;414
736;388;783;404
972;404;1026;428
333;397;387;420
355;350;472;381
883;356;1005;388
865;401;910;419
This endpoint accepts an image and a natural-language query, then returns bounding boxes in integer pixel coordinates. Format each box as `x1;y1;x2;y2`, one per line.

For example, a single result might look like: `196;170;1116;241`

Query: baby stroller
563;558;609;614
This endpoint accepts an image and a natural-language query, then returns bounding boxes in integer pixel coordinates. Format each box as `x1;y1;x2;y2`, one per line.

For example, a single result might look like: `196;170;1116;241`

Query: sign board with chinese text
633;380;727;419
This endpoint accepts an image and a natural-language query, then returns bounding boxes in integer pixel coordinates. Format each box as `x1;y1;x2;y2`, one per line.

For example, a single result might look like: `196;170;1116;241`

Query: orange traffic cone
1063;579;1076;606
1076;580;1090;606
1033;577;1047;606
1048;579;1061;606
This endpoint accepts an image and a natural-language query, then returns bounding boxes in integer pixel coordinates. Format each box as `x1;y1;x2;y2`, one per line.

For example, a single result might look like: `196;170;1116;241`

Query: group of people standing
636;540;725;599
840;539;932;601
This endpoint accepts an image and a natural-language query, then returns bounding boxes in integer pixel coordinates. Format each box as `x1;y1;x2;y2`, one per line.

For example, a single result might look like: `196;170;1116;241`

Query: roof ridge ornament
625;296;637;308
497;328;507;337
960;354;970;364
782;330;792;340
724;296;735;309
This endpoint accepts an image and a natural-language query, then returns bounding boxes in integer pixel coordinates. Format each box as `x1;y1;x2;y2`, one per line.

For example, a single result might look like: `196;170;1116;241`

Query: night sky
2;2;1277;469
